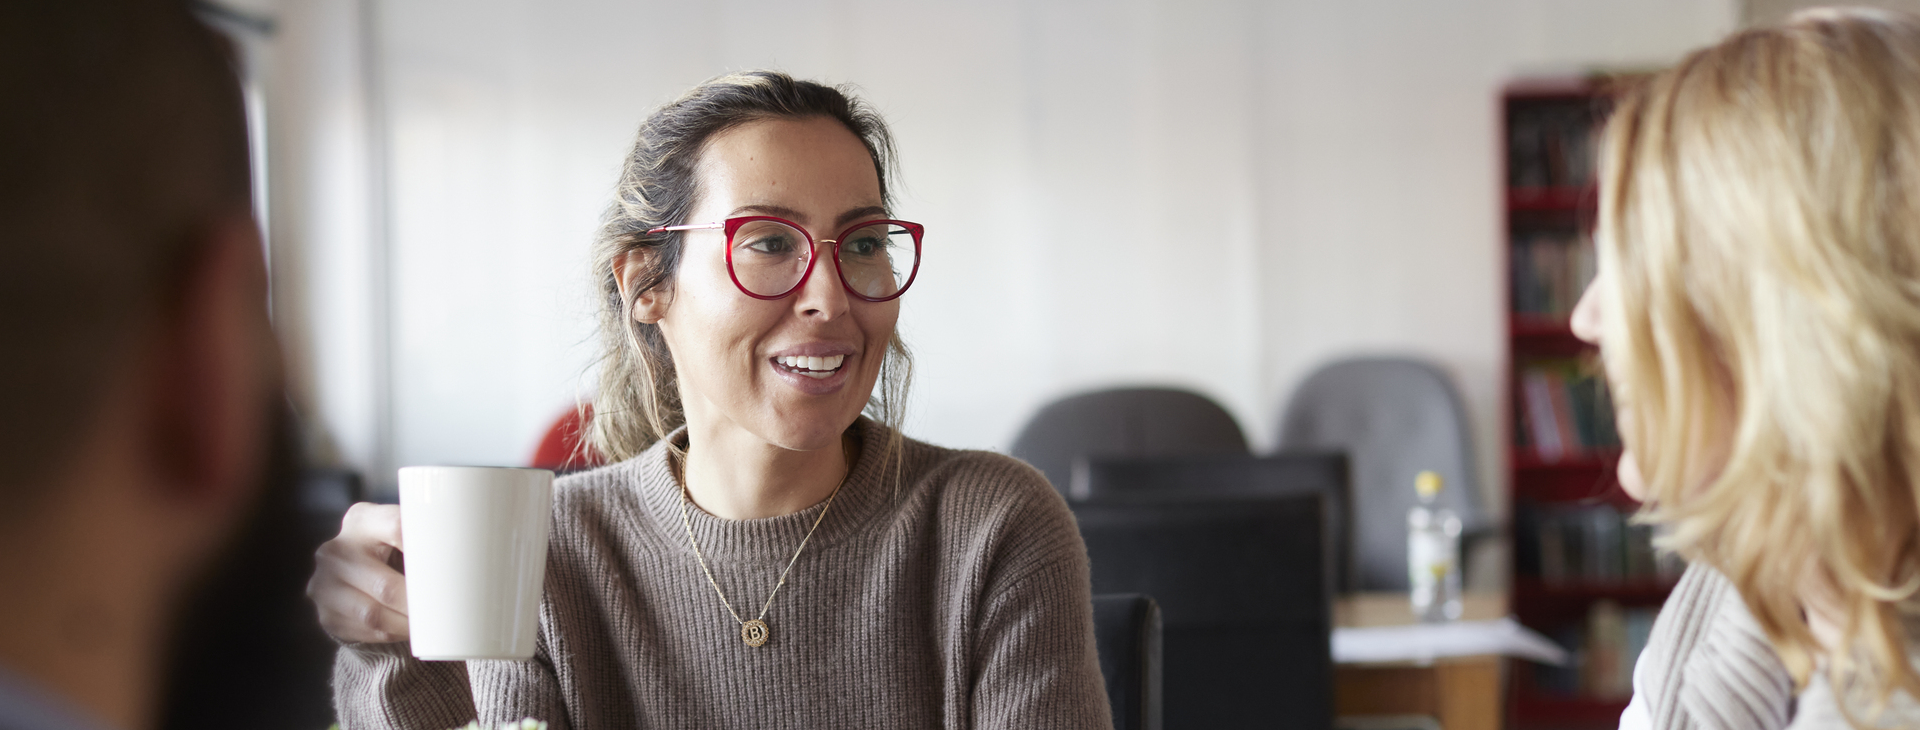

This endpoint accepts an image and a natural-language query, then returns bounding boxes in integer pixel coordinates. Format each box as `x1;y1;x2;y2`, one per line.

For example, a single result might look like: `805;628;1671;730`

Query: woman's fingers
311;575;412;643
313;532;410;613
307;501;410;643
340;501;404;552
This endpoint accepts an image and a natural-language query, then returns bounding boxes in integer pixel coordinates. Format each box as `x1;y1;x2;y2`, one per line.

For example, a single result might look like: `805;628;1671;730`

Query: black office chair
1073;452;1354;593
1073;494;1333;730
1093;593;1164;730
1011;387;1250;494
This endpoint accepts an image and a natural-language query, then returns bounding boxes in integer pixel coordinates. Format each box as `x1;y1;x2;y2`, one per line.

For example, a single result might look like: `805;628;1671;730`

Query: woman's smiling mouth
773;354;846;379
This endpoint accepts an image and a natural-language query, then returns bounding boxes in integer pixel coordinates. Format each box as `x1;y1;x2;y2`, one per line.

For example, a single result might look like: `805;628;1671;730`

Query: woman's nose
793;240;850;318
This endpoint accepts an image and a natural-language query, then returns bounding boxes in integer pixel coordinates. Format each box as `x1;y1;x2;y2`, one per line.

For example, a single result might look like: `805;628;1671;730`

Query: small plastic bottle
1408;470;1464;622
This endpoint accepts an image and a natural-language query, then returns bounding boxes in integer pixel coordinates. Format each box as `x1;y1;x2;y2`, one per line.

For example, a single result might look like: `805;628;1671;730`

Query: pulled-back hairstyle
589;71;912;464
1596;7;1920;721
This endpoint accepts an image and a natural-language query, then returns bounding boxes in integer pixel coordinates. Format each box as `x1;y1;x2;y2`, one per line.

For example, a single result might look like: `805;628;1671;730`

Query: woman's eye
845;235;889;257
742;234;798;255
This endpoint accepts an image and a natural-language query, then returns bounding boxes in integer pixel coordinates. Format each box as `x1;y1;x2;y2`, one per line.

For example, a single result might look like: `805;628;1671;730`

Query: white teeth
776;354;845;373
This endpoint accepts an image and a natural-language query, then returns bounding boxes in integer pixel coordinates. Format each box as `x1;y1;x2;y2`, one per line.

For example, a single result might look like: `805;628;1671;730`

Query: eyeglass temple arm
645;222;725;235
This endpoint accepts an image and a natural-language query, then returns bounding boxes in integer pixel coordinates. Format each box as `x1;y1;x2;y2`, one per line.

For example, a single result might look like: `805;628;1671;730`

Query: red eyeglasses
647;216;923;302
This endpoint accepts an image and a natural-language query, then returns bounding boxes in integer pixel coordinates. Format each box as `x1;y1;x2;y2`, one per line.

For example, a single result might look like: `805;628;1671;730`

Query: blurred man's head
0;1;282;729
0;0;258;491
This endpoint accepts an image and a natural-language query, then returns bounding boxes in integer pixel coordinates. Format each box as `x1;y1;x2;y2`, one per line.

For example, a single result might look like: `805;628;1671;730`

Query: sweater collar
628;418;898;563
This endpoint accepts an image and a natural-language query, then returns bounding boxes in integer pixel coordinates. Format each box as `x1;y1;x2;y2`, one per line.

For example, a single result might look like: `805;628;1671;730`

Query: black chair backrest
1011;387;1250;493
1092;593;1164;730
1073;452;1353;593
1073;494;1332;730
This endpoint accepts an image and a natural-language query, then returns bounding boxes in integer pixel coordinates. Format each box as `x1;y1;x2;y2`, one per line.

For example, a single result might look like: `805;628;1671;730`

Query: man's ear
146;213;274;507
614;249;672;324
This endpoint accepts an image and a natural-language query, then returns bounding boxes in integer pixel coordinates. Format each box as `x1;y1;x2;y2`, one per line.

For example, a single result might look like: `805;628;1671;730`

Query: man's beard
157;399;343;730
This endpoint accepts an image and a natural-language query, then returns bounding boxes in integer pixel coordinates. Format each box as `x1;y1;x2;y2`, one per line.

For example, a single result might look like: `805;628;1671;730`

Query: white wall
1251;0;1736;489
261;0;393;483
1746;0;1920;24
272;0;1738;517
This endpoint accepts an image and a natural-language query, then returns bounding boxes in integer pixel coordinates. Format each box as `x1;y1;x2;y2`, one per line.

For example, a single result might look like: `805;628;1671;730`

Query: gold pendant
741;619;770;647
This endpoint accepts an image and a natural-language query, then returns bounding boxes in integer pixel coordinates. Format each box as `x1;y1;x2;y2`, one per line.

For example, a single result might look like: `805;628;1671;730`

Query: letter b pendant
741;619;770;647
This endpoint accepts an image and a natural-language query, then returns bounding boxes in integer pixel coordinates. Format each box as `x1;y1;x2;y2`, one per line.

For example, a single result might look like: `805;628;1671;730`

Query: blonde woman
1571;7;1920;728
304;72;1110;729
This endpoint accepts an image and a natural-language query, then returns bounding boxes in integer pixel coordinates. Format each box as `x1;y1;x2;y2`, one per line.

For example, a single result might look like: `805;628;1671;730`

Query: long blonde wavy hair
1594;7;1920;719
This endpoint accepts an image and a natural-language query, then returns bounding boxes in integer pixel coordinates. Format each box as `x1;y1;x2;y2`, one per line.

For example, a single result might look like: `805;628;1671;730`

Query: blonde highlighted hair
1595;6;1920;720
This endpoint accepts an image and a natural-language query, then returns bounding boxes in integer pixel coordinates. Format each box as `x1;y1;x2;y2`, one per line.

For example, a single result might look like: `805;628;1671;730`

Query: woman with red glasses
307;71;1110;729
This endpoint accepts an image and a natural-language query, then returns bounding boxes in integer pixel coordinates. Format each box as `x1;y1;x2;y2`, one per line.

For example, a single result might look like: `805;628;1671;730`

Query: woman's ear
613;249;672;324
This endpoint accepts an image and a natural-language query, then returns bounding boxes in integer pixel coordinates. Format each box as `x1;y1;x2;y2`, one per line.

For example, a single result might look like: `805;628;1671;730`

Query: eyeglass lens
729;219;919;299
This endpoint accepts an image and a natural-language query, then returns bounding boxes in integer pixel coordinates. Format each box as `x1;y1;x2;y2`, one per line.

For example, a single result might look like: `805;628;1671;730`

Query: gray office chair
1277;357;1488;591
1011;387;1250;494
1074;453;1354;593
1073;493;1333;730
1093;594;1164;730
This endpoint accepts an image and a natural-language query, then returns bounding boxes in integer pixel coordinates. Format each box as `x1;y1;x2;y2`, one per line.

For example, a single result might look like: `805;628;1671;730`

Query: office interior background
212;0;1904;591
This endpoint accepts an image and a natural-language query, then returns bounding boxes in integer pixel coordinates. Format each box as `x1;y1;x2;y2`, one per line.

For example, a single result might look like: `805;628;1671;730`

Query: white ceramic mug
398;466;553;661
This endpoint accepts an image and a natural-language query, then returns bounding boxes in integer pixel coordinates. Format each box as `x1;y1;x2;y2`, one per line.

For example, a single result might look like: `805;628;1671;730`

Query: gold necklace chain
677;452;851;648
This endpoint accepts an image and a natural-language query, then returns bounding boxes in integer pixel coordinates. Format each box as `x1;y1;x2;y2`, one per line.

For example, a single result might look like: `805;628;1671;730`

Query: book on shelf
1515;502;1683;586
1508;101;1600;190
1534;600;1657;700
1510;229;1596;318
1515;358;1619;459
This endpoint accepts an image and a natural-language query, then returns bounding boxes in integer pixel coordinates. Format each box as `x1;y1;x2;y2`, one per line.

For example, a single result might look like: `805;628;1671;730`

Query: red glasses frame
646;215;924;302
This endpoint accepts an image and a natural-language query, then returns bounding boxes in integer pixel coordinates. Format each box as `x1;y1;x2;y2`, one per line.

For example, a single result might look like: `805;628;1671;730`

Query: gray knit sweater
332;421;1112;730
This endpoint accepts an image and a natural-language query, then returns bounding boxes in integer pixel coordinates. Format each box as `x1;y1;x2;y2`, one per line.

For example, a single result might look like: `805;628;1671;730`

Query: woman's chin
1617;450;1649;502
755;408;863;454
763;427;850;455
752;362;880;452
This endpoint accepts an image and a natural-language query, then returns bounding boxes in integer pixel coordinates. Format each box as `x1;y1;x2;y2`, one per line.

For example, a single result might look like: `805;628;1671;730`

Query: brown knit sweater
331;420;1112;730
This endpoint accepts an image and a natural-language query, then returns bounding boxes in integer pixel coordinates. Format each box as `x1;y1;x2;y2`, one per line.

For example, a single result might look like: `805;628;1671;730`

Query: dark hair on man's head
588;70;912;464
0;0;253;500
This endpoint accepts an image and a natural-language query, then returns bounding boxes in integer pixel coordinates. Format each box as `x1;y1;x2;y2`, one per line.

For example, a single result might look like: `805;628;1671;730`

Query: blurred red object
531;405;606;472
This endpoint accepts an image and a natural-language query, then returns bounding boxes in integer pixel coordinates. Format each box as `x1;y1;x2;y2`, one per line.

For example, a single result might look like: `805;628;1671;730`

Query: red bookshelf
1503;76;1672;729
1512;694;1641;727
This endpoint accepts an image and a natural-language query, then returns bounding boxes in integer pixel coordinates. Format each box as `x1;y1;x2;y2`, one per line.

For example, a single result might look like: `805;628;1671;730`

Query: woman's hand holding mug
308;502;411;643
308;468;552;659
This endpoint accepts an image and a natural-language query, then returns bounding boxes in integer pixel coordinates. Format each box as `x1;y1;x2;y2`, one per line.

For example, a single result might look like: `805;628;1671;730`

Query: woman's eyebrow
835;206;889;228
725;204;890;229
725;203;890;226
728;204;806;221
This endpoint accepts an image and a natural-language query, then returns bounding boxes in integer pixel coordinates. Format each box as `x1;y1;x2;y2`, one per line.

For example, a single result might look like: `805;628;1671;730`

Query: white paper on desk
1331;617;1570;666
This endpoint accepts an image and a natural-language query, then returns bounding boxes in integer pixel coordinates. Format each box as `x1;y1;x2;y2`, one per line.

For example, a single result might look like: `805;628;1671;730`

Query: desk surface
1333;592;1513;730
1334;592;1509;629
